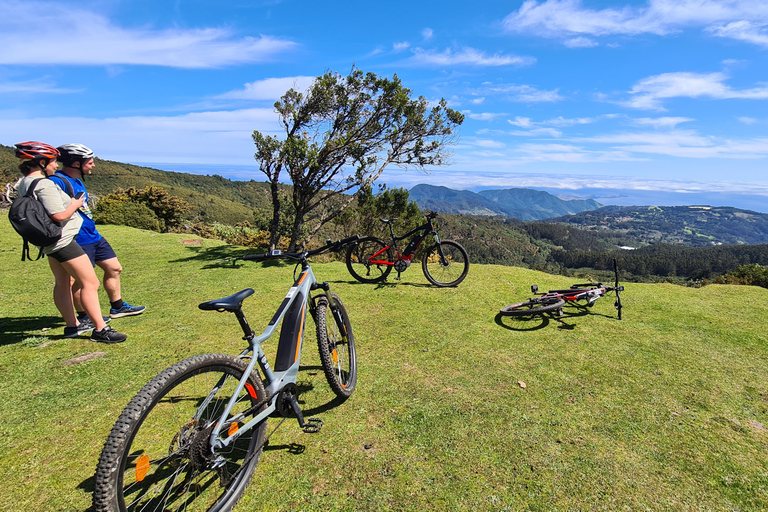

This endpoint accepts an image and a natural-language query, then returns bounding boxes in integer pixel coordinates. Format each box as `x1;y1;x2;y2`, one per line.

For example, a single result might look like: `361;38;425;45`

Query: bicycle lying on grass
500;259;624;320
346;211;469;287
93;236;361;512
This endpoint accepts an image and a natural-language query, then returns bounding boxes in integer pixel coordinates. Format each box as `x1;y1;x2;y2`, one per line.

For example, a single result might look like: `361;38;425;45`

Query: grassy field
1;212;767;511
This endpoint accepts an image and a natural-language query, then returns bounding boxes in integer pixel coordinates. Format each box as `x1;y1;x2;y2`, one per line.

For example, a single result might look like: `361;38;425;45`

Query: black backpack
9;178;73;261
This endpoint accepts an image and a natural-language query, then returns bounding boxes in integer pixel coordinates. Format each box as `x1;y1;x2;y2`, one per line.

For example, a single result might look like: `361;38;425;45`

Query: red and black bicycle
500;259;624;319
345;211;469;287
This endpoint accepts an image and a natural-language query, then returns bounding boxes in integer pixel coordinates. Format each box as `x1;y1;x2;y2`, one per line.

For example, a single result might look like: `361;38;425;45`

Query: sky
1;0;767;211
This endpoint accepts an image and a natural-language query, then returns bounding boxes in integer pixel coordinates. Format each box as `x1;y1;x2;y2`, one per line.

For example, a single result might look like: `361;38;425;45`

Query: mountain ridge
408;183;602;221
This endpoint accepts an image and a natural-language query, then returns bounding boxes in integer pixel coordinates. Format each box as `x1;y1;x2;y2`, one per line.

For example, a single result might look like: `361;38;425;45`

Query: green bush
94;196;161;231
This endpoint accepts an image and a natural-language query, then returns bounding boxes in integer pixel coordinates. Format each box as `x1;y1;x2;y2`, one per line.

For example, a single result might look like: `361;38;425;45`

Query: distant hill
551;205;768;247
408;184;602;221
1;143;284;226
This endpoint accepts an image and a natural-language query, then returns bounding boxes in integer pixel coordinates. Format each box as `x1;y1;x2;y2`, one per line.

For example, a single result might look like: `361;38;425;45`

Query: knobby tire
345;237;393;284
499;298;566;317
93;353;267;512
315;293;357;398
421;240;469;287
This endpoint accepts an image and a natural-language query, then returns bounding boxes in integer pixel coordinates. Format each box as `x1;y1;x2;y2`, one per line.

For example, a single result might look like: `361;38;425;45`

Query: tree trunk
268;181;282;252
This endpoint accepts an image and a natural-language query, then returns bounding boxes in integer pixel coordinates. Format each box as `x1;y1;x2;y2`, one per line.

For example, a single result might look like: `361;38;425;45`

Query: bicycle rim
93;354;267;512
422;241;469;287
499;298;565;316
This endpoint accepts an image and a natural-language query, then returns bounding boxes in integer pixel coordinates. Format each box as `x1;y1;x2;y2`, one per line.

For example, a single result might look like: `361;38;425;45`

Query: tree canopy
252;67;464;251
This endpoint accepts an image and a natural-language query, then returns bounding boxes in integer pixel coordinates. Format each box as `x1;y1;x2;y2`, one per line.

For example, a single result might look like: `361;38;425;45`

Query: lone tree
252;67;464;251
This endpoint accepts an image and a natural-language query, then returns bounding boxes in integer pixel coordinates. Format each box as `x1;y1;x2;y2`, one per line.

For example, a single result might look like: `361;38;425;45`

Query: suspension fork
311;282;348;340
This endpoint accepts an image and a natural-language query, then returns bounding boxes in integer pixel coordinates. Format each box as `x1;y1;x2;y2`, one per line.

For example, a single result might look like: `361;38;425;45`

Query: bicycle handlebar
241;235;361;263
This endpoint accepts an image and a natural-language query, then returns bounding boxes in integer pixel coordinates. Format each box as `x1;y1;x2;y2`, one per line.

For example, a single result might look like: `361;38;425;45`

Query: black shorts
80;237;118;267
48;240;85;263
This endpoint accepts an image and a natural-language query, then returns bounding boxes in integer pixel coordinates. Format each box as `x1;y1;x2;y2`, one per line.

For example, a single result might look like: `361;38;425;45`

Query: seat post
234;308;255;341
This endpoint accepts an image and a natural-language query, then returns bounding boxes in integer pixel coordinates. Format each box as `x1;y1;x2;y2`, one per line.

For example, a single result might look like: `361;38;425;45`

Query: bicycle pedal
303;418;323;433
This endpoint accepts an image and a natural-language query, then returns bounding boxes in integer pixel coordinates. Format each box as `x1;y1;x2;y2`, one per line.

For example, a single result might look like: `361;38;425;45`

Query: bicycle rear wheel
345;237;393;283
422;240;469;287
315;293;357;398
499;298;565;317
93;353;267;512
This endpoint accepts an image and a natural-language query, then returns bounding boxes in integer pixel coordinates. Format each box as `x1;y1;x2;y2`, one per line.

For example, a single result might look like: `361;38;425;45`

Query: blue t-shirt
50;172;102;246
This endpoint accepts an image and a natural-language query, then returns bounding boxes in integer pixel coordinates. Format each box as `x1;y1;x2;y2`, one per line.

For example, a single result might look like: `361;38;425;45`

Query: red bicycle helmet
14;141;60;161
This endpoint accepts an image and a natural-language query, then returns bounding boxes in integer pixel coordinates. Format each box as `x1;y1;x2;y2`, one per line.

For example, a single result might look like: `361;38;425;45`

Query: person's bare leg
48;258;77;327
97;257;122;303
62;255;107;331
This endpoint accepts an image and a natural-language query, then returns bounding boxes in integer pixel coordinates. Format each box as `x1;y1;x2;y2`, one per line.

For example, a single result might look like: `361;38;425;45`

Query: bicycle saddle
379;218;398;224
199;288;255;312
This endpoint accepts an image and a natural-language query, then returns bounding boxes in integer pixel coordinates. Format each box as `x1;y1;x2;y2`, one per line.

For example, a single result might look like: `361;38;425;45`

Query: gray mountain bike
93;236;360;512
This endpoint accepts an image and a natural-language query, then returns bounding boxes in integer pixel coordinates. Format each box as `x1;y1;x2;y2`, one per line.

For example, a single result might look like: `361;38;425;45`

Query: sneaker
76;315;111;334
110;302;146;319
90;326;127;344
63;325;81;338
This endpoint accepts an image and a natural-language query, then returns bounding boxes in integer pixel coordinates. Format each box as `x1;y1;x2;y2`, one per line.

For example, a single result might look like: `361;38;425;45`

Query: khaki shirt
16;175;83;254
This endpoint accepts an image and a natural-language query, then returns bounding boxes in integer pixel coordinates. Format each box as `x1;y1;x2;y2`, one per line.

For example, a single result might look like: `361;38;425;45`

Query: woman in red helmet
14;141;127;343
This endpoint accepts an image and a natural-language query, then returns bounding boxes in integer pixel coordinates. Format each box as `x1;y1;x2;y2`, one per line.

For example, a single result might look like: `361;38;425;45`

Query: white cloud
509;127;563;137
465;111;507;121
471;139;507;148
483;83;563;102
470;97;485;105
403;47;536;67
508;116;534;127
217;76;317;100
0;108;282;164
0;78;81;94
393;41;411;52
624;71;768;110
738;116;758;124
0;1;297;68
632;117;694;128
503;0;768;47
707;21;768;47
545;116;596;126
564;37;599;48
422;28;434;40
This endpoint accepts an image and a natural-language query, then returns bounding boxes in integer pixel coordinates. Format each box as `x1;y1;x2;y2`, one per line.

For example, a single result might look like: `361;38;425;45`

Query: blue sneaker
63;325;81;338
110;302;146;319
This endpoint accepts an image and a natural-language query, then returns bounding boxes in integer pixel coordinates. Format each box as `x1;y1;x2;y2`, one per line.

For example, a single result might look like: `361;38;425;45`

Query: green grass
1;211;767;511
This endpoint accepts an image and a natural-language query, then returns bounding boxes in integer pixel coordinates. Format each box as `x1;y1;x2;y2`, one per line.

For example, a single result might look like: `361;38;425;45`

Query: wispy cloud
503;0;768;47
403;47;536;67
217;76;317;100
481;83;562;102
0;108;282;164
464;111;507;121
564;37;599;48
706;21;768;47
0;1;298;68
393;41;411;52
0;78;81;94
422;28;434;41
623;71;768;110
632;116;694;128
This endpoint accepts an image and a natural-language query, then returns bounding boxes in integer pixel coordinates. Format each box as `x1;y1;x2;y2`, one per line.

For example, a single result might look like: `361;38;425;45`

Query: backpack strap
49;173;75;198
18;179;46;262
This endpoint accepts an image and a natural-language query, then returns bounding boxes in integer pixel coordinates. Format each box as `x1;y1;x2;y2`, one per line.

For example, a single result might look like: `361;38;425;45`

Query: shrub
94;196;162;231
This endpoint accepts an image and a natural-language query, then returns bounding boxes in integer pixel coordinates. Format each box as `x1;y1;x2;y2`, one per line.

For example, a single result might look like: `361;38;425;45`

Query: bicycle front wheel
93;353;267;512
316;292;357;398
346;237;393;283
500;298;565;317
422;240;469;287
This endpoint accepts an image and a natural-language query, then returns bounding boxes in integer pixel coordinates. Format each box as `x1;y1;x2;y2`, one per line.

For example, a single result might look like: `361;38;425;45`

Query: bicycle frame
205;237;358;453
370;216;439;266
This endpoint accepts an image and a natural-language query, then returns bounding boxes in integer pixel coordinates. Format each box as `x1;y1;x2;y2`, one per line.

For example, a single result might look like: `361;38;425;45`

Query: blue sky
2;0;767;210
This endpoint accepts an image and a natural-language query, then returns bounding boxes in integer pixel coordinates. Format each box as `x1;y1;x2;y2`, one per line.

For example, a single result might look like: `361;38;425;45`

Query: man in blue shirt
52;144;145;331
